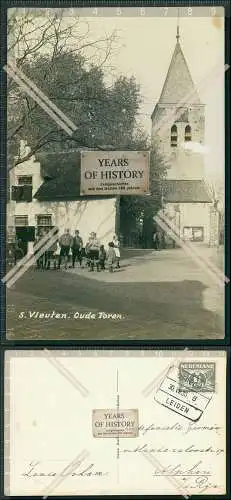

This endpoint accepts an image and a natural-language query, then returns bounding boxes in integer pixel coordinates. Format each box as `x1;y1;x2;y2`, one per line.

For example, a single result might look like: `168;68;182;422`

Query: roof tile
163;179;212;203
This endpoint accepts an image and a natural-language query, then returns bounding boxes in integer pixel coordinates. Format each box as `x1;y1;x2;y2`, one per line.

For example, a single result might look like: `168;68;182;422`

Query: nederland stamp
154;366;213;422
179;362;216;393
92;409;139;438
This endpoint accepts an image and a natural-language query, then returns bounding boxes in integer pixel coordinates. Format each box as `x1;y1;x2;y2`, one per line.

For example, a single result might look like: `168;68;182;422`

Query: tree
204;177;224;246
8;51;142;163
7;10;168;246
8;8;118;70
120;145;168;247
7;9;119;165
204;177;224;212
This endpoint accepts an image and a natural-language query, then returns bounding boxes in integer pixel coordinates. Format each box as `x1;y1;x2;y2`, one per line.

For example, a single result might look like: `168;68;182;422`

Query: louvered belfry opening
170;124;178;147
185;124;192;142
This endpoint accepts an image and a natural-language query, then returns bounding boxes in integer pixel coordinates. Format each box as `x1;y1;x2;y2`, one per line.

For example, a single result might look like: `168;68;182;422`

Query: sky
83;12;225;184
10;7;225;184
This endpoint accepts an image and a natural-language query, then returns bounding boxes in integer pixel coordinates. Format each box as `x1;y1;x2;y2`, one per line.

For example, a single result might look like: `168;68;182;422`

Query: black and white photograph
5;6;225;340
4;349;227;496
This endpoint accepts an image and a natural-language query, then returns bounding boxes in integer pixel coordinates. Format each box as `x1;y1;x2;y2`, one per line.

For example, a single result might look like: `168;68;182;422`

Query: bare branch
10;130;57;168
7;10;124;163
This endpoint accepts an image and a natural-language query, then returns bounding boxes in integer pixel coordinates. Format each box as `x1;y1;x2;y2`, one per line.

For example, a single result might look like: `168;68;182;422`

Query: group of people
34;228;121;273
85;232;120;272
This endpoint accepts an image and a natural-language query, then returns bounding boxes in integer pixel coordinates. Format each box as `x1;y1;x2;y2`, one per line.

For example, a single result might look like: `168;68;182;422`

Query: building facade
7;145;117;255
151;30;219;245
7;32;221;252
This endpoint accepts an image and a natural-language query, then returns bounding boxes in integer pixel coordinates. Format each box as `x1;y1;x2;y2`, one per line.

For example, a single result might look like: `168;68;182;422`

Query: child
34;234;44;269
45;229;59;269
85;232;100;271
58;229;73;270
99;245;106;270
71;230;83;268
107;241;116;273
113;234;120;268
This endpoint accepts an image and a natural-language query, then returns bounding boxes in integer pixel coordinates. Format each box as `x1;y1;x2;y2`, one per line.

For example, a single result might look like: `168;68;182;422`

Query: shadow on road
6;269;223;340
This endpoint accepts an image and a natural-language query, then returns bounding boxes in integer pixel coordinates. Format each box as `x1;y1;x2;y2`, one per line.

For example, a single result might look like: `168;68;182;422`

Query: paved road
6;248;224;340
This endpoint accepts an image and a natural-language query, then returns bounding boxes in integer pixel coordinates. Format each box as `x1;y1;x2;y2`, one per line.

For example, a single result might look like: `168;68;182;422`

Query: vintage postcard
4;349;227;495
5;6;226;340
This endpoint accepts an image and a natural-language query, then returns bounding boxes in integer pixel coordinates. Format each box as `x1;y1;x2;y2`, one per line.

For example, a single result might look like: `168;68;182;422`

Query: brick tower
151;22;213;244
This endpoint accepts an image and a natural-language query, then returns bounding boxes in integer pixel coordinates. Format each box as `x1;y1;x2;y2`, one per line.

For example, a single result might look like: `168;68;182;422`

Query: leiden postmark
154;365;213;422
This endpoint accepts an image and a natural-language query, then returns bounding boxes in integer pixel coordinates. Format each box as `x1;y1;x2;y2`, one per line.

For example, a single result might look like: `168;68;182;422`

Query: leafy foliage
8;52;143;162
7;12;168;243
120;146;168;244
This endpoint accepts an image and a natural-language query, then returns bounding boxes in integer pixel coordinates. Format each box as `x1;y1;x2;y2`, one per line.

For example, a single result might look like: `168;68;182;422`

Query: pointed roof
158;41;201;105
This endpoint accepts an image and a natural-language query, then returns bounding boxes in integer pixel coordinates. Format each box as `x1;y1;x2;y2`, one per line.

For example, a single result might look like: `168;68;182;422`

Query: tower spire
176;7;180;42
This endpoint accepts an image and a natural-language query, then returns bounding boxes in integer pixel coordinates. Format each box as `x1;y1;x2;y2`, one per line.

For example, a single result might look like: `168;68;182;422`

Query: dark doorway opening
15;226;35;256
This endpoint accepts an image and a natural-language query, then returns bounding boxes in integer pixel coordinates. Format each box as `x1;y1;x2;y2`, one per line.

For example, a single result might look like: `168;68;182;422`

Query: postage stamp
154;365;213;422
92;409;139;438
179;362;216;392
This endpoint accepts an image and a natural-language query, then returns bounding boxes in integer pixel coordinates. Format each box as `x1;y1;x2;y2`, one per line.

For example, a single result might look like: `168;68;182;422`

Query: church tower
151;21;206;180
151;19;214;245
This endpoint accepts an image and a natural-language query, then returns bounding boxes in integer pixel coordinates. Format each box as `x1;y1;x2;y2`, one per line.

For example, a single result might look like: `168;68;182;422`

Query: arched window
185;124;192;142
170;124;177;147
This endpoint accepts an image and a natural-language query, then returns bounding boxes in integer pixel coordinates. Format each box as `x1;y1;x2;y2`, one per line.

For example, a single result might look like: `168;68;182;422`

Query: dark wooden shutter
23;185;33;202
11;185;32;202
16;226;35;242
27;226;35;241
